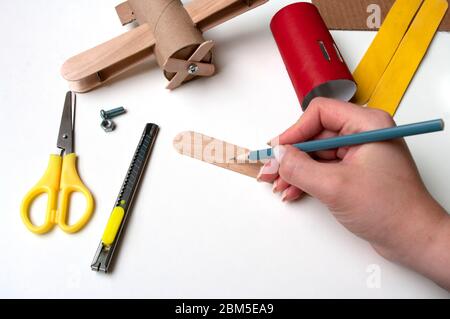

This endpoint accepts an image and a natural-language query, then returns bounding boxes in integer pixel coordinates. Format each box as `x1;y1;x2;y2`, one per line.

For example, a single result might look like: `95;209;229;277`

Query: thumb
274;145;342;199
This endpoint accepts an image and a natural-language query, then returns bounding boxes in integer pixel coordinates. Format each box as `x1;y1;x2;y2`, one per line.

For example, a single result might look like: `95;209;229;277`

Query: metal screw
101;119;116;133
187;64;199;75
100;107;126;120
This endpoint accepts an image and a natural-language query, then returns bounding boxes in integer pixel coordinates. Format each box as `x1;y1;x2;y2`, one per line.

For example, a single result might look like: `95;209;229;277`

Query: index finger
274;97;385;145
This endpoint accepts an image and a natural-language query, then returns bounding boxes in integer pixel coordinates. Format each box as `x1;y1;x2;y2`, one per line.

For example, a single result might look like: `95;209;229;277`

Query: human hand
258;98;450;289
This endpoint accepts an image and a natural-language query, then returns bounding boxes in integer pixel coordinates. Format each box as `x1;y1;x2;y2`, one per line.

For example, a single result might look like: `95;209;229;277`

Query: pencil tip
234;153;248;162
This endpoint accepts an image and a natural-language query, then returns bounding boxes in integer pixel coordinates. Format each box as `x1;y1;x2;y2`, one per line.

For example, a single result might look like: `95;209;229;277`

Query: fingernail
273;145;286;162
272;179;279;193
268;137;280;146
281;189;289;202
257;159;278;181
256;171;263;182
256;163;269;181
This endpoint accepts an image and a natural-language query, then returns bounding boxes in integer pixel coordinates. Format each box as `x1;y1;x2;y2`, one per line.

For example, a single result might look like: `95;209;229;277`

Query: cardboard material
173;131;263;179
128;0;210;74
271;3;356;111
116;1;135;25
312;0;450;31
164;40;216;90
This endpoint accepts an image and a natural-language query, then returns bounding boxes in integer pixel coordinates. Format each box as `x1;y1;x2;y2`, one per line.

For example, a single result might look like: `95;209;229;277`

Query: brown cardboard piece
128;0;209;68
312;0;450;31
127;0;212;87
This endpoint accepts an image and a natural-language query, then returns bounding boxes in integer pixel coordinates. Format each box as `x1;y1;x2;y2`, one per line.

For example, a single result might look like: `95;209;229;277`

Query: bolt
100;107;126;120
187;64;199;75
101;119;116;133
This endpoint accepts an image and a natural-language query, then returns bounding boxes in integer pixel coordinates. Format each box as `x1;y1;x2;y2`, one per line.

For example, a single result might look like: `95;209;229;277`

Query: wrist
371;192;445;260
372;195;450;289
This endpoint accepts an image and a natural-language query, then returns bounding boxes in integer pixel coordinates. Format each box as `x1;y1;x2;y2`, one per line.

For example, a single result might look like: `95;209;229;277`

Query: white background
1;0;449;298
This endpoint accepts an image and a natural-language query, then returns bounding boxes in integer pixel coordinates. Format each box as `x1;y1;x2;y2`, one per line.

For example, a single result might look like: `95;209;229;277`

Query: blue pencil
238;119;445;162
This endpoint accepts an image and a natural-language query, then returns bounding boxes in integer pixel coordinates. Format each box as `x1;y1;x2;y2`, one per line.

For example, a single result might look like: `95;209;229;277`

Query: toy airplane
61;0;269;92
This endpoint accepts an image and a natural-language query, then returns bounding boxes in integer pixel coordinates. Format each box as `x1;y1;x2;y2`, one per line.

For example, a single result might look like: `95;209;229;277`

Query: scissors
21;92;94;234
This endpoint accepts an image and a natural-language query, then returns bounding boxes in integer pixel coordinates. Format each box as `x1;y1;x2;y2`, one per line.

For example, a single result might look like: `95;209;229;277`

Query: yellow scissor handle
57;153;95;233
21;155;62;234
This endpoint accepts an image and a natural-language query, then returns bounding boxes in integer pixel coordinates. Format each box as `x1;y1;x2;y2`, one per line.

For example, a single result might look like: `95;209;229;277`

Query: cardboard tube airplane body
61;0;269;92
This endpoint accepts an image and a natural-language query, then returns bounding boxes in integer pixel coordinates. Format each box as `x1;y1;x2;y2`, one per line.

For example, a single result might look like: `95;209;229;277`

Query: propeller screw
100;107;126;133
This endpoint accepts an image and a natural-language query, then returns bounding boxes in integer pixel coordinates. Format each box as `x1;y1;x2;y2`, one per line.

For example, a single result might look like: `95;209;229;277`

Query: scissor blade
57;91;75;155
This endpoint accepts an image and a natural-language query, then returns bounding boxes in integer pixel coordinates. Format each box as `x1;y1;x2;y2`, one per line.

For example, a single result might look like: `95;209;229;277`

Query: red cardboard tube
271;2;356;111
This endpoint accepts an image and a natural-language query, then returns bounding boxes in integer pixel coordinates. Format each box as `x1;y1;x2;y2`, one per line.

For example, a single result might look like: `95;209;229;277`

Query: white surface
1;0;449;299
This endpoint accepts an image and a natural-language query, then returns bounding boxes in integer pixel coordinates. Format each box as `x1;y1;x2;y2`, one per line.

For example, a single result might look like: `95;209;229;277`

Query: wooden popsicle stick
188;0;268;31
61;24;155;92
61;0;268;92
173;131;264;179
115;0;268;31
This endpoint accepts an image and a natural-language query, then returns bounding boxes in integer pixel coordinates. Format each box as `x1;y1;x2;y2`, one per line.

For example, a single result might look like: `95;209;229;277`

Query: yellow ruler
352;0;448;116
